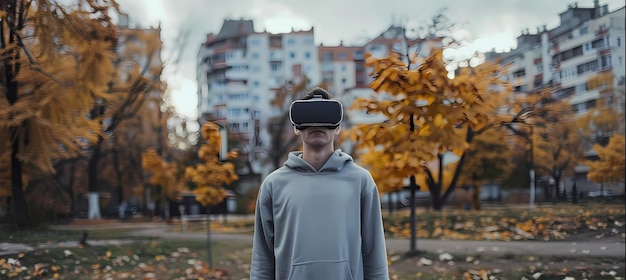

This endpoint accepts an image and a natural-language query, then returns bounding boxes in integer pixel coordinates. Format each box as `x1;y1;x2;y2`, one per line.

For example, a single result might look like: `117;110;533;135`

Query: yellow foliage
586;134;625;183
575;98;621;137
141;149;181;199
349;48;511;197
586;71;613;90
185;122;239;206
0;0;122;174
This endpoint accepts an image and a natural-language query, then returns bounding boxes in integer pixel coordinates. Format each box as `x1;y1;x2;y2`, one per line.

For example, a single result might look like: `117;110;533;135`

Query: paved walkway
40;221;626;258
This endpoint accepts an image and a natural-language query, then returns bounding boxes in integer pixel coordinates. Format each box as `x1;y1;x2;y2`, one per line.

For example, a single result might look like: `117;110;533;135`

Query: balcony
226;82;248;93
225;68;248;80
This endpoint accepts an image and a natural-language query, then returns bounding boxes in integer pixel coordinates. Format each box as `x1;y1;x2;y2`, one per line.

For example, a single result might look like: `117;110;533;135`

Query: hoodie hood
284;149;353;173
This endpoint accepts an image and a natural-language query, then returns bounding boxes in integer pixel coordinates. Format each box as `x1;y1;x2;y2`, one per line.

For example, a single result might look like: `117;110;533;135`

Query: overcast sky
114;0;625;119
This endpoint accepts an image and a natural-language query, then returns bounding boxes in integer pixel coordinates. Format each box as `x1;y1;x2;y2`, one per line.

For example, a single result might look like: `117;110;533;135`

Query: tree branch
5;17;69;86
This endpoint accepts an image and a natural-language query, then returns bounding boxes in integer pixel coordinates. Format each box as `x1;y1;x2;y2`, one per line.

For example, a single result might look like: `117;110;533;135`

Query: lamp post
408;114;419;253
529;125;535;213
206;122;229;269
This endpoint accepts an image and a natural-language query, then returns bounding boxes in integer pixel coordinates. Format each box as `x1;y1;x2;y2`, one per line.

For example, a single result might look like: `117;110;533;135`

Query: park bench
180;214;209;233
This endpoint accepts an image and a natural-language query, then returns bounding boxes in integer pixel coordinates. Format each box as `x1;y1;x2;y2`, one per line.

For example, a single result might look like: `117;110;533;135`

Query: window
338;53;346;60
618;37;622;47
322;52;333;61
242;122;249;132
287;38;295;45
228;93;249;100
577;60;598;74
304;52;311;59
601;55;611;68
229;123;240;132
558;46;583;62
251;53;259;59
253;81;260;87
579;26;588;35
289;52;296;59
514;85;528;92
228;108;242;117
271;62;282;72
323;73;334;84
512;69;526;78
575;83;587;93
591;37;609;49
251;38;260;46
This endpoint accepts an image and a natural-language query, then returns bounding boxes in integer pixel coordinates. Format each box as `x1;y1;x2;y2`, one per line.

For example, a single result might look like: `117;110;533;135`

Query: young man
250;87;389;279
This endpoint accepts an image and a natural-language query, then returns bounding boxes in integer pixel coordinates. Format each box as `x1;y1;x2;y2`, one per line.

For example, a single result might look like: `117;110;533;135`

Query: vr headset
289;96;343;130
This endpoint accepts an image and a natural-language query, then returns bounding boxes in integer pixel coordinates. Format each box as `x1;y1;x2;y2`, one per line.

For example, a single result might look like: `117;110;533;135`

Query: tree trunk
554;177;561;201
68;161;77;218
10;127;29;228
3;2;30;228
114;148;124;204
471;183;482;210
87;142;102;219
432;195;444;210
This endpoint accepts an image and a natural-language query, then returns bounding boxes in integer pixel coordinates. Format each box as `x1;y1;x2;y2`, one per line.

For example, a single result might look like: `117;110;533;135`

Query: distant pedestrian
249;87;389;279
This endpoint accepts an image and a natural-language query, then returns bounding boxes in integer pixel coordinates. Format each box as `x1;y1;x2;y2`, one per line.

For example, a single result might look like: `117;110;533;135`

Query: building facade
196;20;320;175
485;1;625;194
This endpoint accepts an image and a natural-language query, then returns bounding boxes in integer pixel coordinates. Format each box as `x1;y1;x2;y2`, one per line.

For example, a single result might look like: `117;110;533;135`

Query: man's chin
306;141;330;150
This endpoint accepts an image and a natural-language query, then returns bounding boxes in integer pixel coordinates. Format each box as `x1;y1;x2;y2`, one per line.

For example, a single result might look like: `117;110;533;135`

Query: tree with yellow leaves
85;24;164;219
507;89;583;201
1;0;121;228
586;134;625;185
184;122;238;207
348;49;511;210
577;102;621;144
141;148;180;195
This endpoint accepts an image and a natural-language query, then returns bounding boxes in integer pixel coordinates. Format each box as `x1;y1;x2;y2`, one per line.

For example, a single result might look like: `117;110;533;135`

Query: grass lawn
1;226;254;279
1;202;624;279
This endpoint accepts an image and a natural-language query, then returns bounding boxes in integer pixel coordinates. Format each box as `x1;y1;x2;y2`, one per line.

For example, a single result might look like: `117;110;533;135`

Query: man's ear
294;126;300;135
335;126;341;135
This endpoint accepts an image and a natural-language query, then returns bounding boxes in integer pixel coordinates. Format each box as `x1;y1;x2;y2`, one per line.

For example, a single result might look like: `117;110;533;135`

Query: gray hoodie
250;150;389;280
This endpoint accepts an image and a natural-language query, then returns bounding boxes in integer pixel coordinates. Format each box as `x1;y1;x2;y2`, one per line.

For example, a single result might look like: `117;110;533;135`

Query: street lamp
529;125;535;213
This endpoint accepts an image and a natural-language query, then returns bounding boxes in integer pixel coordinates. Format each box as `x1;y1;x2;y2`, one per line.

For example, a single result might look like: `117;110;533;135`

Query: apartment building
485;1;625;193
196;19;320;175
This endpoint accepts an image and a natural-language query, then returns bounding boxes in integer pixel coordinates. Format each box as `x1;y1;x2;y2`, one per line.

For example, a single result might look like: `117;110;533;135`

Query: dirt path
49;221;626;257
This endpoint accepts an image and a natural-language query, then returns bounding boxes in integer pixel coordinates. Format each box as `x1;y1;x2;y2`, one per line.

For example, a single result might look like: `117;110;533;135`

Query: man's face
296;126;339;149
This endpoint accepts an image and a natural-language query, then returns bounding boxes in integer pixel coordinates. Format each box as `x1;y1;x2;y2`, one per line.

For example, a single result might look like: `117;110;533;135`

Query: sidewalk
48;221;626;258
